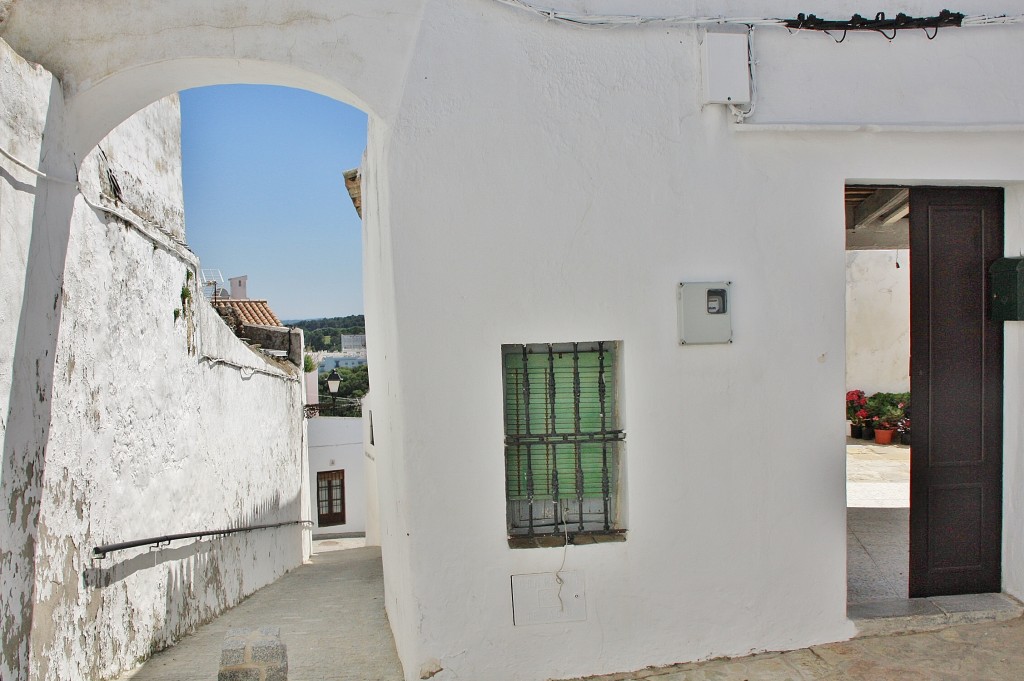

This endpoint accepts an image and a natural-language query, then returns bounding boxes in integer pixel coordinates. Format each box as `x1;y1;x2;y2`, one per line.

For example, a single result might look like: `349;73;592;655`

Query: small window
502;341;625;547
316;470;346;526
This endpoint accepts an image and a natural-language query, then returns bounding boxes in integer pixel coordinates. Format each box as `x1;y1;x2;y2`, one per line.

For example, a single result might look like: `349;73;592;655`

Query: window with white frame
502;341;625;546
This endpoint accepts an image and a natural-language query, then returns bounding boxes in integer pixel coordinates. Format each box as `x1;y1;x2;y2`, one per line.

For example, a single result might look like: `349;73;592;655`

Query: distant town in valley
287;314;365;352
290;315;368;417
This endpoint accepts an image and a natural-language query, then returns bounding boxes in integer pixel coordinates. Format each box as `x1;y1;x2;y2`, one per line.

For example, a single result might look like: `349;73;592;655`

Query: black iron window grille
502;341;625;543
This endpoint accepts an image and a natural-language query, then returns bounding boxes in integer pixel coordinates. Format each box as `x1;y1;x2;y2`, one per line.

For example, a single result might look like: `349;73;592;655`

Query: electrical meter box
701;32;751;105
990;257;1024;321
678;282;732;344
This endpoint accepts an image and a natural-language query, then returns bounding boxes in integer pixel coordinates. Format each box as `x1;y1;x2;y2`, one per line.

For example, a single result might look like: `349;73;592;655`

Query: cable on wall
0;144;299;384
728;27;758;123
0;144;77;184
491;1;1024;34
491;0;784;28
200;355;299;383
1;142;198;275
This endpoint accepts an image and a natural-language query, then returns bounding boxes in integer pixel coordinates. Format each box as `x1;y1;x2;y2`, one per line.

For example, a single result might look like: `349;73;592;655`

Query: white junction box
678;281;732;345
701;31;751;105
511;571;586;626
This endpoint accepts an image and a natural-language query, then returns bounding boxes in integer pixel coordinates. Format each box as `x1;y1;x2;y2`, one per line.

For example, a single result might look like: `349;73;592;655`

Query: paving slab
558;611;1024;681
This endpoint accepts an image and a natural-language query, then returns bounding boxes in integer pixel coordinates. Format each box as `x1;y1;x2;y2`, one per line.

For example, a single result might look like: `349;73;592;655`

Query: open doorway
845;185;1005;609
845;186;912;605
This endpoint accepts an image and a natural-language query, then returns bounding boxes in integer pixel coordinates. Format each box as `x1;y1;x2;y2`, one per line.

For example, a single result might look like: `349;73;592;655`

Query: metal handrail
92;520;311;559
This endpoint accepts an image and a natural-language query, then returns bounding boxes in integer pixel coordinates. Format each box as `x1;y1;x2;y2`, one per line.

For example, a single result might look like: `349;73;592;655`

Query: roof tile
211;299;283;327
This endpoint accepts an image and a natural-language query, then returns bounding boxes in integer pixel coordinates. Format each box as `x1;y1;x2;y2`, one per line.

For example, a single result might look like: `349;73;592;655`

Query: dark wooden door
909;187;1003;597
316;470;346;527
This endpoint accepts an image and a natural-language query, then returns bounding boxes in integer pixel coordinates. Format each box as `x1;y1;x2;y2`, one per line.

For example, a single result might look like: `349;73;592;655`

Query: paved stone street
116;545;402;681
846;439;910;508
560;614;1024;680
115;454;1024;681
845;440;911;604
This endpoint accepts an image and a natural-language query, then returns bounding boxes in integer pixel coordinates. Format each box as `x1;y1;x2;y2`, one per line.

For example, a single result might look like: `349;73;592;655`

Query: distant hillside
289;315;365;351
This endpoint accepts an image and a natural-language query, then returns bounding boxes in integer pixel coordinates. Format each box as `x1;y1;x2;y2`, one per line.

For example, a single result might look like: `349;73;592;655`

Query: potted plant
897;416;911;445
872;405;901;444
867;392;908;445
895;394;911;445
846;390;868;438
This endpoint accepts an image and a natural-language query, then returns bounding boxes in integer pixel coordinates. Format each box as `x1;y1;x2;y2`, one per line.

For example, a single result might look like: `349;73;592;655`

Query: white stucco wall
307;417;366;535
1002;183;1024;601
0;39;307;681
4;3;1024;681
363;398;381;546
374;5;1024;679
845;250;911;394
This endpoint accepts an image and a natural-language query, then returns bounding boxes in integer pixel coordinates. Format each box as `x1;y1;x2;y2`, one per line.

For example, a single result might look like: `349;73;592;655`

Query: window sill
507;530;626;549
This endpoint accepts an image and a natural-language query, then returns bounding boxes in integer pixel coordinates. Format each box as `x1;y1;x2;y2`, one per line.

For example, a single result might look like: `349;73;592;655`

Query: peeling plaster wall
1;40;306;681
0;37;76;681
35;107;306;681
845;250;911;394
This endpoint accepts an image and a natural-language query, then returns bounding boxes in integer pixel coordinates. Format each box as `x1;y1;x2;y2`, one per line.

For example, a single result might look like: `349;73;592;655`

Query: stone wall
0;38;307;681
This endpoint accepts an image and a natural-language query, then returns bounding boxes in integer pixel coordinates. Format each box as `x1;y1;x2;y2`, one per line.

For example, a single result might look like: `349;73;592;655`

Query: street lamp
326;369;342;415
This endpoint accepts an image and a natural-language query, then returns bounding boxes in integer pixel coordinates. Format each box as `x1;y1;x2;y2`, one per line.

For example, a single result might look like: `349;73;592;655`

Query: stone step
850;592;1024;637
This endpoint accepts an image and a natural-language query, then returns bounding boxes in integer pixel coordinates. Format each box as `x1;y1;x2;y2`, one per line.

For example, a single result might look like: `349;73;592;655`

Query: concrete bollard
219;626;288;681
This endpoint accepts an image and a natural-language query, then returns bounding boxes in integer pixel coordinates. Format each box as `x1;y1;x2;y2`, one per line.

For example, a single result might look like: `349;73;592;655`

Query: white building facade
4;3;1024;681
307;417;367;536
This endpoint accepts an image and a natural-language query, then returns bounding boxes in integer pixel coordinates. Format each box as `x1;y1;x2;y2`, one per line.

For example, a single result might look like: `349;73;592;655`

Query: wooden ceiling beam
853;187;909;229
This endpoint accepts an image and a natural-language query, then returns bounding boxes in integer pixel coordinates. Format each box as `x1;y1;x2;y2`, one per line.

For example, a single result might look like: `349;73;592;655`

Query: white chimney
229;275;248;300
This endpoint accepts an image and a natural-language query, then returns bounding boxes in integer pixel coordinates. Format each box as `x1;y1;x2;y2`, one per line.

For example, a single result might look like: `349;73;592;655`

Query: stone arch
66;57;378;160
1;12;410;675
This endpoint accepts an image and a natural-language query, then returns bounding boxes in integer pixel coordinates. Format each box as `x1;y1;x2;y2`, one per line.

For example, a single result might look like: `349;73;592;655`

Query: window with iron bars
502;341;625;546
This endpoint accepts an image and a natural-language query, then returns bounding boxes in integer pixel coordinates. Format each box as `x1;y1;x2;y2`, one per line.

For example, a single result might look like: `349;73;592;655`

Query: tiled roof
211;299;283;327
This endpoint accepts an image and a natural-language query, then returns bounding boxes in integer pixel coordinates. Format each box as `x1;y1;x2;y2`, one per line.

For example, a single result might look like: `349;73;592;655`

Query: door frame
844;182;1008;601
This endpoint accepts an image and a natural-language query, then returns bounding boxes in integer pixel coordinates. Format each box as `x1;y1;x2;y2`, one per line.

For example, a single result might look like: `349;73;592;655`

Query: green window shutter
502;342;624;536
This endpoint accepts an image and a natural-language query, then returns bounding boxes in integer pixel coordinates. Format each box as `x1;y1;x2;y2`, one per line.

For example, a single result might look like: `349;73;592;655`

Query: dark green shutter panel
502;342;624;536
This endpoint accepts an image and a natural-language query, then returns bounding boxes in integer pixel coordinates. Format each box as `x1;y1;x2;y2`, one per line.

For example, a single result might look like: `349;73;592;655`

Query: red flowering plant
846;390;868;425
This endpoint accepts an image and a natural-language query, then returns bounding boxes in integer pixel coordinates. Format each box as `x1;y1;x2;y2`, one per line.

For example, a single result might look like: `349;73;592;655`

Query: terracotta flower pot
874;428;895;445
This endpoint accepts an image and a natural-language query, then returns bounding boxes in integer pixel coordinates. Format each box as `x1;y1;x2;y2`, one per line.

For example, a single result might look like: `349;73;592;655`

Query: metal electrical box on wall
990;257;1024;321
701;32;751;105
678;282;732;344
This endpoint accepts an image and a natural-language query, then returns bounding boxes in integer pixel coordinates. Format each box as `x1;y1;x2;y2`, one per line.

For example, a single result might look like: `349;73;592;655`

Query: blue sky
180;85;367;321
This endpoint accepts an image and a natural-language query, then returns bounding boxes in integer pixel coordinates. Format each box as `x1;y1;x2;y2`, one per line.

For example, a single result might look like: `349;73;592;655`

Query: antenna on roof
201;269;225;300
